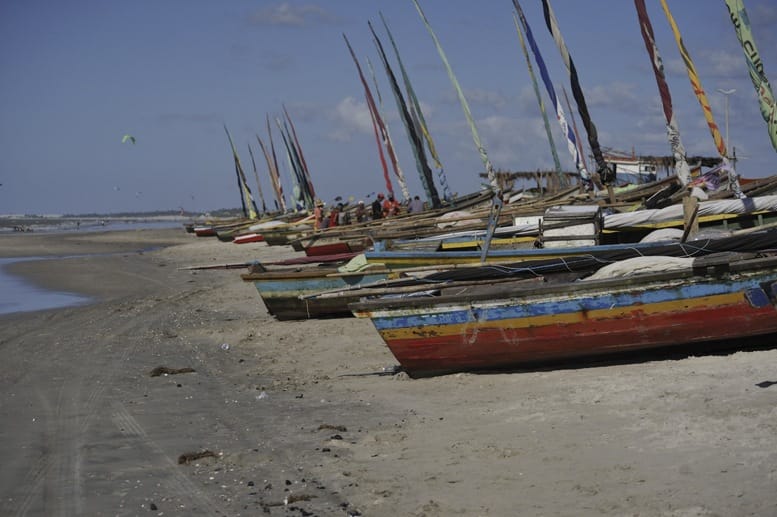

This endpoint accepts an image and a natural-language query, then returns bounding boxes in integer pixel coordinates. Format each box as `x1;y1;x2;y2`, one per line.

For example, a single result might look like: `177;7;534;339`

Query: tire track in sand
2;287;217;516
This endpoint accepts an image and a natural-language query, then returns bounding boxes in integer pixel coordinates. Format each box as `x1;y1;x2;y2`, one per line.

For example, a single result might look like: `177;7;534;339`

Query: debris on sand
284;493;316;504
149;366;196;377
177;450;217;464
317;424;347;432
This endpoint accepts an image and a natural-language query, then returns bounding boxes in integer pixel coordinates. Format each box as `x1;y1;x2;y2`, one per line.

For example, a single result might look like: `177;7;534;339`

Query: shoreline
0;214;192;235
1;229;776;516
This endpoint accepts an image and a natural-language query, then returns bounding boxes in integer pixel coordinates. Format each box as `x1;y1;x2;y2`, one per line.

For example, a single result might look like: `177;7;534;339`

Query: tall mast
633;0;691;186
412;0;497;190
540;0;615;187
660;0;745;198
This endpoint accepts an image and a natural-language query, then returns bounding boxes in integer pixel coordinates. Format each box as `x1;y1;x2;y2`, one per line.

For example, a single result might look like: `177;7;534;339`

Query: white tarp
603;195;777;229
583;256;694;280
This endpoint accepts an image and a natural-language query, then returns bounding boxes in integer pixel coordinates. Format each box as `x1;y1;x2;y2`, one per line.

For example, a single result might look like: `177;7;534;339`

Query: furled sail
412;0;497;190
513;0;590;188
634;0;691;186
256;131;285;212
275;116;308;211
724;0;777;152
366;56;411;202
264;115;287;212
380;12;452;202
540;0;615;185
512;11;562;188
367;23;441;208
660;0;745;198
246;143;268;214
343;33;396;200
561;85;589;173
223;125;258;219
283;105;317;202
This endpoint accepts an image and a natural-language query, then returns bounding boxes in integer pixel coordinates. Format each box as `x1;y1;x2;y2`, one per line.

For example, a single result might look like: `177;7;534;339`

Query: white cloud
325;96;373;142
584;81;639;109
703;49;747;79
441;88;510;110
247;2;336;28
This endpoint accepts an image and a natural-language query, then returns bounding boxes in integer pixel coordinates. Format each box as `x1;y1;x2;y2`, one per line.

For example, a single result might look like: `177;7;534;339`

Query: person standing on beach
408;195;425;214
328;204;340;228
336;203;350;225
354;200;366;223
371;194;384;220
314;200;325;230
382;194;400;217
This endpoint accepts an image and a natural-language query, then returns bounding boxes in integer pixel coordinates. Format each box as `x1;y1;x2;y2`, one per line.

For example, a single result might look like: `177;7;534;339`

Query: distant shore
1;228;776;516
0;213;194;234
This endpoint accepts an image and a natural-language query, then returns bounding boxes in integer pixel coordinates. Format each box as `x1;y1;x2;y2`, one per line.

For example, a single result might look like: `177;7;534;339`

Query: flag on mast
634;0;691;186
660;0;745;198
412;0;497;190
724;0;777;152
540;0;614;185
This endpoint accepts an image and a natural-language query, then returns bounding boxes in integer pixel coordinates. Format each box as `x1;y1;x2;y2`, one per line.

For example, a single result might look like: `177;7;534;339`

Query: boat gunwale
350;253;777;312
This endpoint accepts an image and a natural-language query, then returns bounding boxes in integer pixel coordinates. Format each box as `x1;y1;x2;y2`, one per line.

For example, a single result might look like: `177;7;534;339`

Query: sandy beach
1;228;776;516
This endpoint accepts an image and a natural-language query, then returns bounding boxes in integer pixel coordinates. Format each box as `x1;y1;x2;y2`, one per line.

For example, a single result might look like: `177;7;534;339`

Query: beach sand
1;228;776;516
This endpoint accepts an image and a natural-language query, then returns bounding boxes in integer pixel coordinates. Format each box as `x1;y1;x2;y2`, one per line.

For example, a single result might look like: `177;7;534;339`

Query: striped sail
724;0;777;152
283;105;317;202
256;131;285;213
512;11;563;187
660;0;745;198
513;0;589;187
275;117;305;210
280;117;314;210
380;12;452;202
562;86;589;173
634;0;691;186
368;22;441;208
246;143;268;214
366;56;411;202
540;0;615;185
224;125;258;219
412;0;497;189
343;33;396;199
265;116;287;212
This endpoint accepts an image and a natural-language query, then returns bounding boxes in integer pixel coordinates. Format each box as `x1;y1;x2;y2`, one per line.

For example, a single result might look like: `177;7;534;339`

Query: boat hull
304;241;353;257
233;232;265;244
242;269;392;320
353;256;777;377
193;226;217;237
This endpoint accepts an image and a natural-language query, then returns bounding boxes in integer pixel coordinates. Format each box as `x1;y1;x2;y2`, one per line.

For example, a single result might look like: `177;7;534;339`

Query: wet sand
1;228;776;516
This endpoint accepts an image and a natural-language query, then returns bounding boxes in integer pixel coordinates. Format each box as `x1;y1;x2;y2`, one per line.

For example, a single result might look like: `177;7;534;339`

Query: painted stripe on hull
251;273;389;298
370;276;762;333
305;242;352;256
381;301;777;375
361;269;777;375
262;295;356;320
248;273;389;319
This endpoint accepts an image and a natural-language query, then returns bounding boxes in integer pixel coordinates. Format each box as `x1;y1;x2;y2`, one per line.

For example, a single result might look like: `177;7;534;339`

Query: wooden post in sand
681;195;699;242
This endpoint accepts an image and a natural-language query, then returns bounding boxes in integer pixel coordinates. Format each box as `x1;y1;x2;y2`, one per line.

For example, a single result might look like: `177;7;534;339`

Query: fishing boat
246;230;777;321
233;232;265;244
192;218;255;239
241;264;397;320
193;225;218;237
351;246;777;378
367;195;777;268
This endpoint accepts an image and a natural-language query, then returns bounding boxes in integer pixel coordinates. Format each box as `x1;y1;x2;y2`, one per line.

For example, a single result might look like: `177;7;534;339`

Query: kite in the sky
122;134;136;144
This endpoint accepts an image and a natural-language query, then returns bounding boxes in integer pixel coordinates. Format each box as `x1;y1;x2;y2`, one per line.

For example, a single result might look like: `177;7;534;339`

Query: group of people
314;193;426;230
314;200;349;230
370;193;401;219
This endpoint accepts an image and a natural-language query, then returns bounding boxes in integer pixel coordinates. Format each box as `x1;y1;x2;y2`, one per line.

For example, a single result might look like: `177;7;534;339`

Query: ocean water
0;220;184;316
0;257;92;316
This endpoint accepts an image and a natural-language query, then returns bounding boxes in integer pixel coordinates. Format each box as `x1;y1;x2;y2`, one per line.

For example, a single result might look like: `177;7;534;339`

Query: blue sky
1;0;776;215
